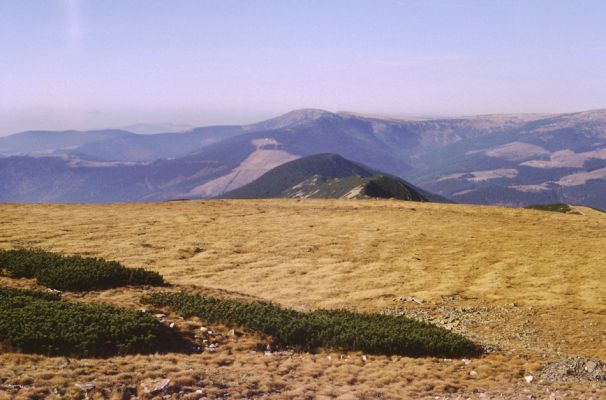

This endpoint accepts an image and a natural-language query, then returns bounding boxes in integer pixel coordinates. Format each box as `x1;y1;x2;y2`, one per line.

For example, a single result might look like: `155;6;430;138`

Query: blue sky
1;0;605;135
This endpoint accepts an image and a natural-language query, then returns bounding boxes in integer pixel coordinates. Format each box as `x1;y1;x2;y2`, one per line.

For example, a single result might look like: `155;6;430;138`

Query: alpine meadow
1;1;605;399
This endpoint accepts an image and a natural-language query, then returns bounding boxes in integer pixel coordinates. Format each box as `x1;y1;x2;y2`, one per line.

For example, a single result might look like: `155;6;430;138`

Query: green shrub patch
143;292;481;358
525;203;573;213
0;285;61;301
0;286;171;357
0;248;164;291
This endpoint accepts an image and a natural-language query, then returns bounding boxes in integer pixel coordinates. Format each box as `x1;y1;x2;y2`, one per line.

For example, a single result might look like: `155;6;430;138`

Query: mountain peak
219;153;431;202
248;108;338;131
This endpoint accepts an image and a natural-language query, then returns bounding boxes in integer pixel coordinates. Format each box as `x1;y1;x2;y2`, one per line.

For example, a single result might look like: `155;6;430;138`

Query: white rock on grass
140;378;170;394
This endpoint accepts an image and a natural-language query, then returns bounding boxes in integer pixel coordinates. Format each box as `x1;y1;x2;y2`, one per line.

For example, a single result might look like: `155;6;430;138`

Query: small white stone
525;375;534;384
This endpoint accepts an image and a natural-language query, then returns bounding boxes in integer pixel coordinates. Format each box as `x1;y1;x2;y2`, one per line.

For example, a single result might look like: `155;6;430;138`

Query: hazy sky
1;0;605;135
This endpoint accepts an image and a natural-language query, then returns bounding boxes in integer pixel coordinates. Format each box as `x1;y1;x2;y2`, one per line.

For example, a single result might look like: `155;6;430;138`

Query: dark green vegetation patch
0;286;171;357
0;248;164;291
143;292;481;358
525;203;574;213
220;153;453;202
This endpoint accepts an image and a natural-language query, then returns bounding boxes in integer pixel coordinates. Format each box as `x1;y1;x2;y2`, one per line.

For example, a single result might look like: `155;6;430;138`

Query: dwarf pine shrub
0;248;164;291
0;286;167;357
143;291;481;358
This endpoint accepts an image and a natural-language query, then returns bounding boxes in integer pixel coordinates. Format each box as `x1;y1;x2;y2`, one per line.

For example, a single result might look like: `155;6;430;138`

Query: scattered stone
154;313;166;319
169;322;175;328
585;360;598;373
525;375;534;384
361;355;368;362
397;296;424;304
469;370;478;378
140;378;170;394
537;356;606;382
75;383;94;391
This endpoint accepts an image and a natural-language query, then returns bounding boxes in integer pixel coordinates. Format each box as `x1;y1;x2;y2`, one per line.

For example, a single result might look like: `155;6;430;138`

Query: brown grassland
0;199;605;399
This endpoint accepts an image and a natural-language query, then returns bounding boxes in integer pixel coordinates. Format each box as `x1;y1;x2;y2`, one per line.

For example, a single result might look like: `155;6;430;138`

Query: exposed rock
537;356;606;382
397;296;425;304
140;378;170;394
74;383;95;391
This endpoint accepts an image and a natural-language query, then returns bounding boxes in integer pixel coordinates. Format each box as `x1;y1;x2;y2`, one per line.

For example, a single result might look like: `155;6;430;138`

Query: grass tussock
0;248;164;291
0;286;172;357
143;291;481;358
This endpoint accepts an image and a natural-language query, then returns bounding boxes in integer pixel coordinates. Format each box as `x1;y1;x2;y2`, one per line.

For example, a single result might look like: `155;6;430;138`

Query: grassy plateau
0;199;604;399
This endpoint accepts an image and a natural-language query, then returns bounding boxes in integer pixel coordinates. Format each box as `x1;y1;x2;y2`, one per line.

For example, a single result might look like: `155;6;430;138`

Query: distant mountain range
0;108;605;208
221;153;446;202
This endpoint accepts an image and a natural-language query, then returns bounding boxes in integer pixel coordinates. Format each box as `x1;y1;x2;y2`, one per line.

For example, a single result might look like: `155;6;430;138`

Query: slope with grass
1;199;605;398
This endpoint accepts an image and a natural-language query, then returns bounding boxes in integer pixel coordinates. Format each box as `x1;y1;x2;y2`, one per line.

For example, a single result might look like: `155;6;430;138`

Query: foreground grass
0;286;173;357
0;248;164;291
143;291;481;358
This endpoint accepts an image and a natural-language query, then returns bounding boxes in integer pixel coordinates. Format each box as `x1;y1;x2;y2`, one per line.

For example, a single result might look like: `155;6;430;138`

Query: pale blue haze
1;0;605;135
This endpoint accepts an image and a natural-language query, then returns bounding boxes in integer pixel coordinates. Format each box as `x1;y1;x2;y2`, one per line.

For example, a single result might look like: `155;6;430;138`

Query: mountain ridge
1;108;605;207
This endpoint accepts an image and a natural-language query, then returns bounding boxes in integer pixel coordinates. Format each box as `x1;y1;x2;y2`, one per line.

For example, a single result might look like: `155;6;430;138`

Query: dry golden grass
1;199;605;398
1;199;604;311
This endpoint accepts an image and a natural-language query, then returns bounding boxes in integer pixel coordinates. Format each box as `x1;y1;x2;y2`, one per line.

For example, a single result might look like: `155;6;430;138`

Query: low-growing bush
0;248;164;291
0;286;169;357
525;203;573;213
0;285;61;301
143;292;481;358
